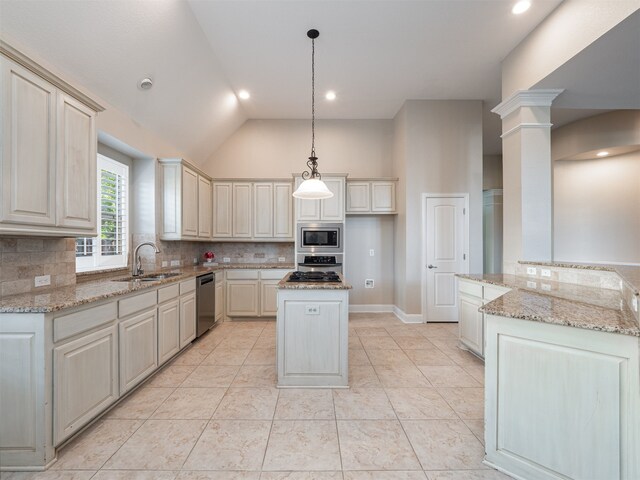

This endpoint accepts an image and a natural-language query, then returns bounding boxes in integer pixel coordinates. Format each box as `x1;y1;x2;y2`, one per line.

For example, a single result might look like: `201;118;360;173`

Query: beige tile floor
1;313;511;480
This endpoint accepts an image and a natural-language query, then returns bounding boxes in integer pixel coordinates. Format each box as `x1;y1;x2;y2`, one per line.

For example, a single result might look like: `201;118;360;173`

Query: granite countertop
519;260;640;295
0;263;295;314
457;273;639;337
278;272;352;290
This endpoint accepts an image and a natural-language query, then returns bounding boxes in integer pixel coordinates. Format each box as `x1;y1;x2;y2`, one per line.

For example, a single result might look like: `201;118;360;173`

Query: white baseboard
349;304;395;313
392;306;424;324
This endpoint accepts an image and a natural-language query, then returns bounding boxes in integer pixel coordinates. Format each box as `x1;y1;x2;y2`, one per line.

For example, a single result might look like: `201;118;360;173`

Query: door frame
421;193;470;323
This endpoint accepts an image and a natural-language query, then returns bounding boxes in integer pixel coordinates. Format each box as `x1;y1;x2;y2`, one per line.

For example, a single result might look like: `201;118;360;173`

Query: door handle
427;264;438;269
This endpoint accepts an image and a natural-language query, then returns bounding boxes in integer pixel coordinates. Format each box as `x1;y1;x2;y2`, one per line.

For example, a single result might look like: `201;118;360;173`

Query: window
76;154;129;272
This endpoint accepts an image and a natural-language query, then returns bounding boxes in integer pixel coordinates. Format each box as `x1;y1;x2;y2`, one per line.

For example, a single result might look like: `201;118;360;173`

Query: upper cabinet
294;175;346;222
213;180;294;242
346;179;397;215
159;159;213;242
0;42;103;237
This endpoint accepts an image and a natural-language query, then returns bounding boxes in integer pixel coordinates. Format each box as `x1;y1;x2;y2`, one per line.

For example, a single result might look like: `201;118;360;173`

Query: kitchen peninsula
276;271;351;387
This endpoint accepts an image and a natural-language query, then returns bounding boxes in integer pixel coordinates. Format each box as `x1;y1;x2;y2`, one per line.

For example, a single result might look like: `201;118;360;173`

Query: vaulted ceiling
0;0;565;161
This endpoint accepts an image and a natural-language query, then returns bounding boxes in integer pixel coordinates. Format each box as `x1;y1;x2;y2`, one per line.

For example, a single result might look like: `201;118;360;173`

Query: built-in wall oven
297;223;343;253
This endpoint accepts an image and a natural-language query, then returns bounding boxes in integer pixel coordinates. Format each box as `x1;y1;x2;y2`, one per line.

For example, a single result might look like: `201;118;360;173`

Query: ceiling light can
139;78;153;90
325;91;336;101
597;151;609;157
238;90;250;100
512;0;531;14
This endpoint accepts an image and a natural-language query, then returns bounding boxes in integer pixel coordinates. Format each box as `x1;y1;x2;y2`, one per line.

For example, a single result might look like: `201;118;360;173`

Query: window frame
76;154;130;273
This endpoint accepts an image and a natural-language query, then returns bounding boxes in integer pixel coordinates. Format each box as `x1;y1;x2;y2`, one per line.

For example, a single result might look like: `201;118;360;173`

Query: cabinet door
215;281;224;322
294;178;320;222
232;183;252;237
226;280;259;316
56;92;97;231
119;308;158;393
274;182;293;238
181;167;199;237
1;59;57;226
346;182;370;213
371;182;396;212
198;176;212;238
179;292;196;348
213;182;232;238
458;293;484;357
320;178;345;221
260;280;279;316
158;300;180;365
253;183;273;238
54;324;118;445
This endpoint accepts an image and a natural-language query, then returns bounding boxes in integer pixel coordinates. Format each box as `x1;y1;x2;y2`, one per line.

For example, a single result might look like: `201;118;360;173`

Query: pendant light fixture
292;29;334;200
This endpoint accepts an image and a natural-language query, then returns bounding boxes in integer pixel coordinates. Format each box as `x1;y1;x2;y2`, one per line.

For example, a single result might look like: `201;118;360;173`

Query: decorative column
492;89;563;274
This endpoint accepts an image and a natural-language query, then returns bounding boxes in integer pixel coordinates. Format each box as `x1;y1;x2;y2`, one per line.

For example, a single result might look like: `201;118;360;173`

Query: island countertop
277;272;352;290
0;263;295;314
457;273;639;337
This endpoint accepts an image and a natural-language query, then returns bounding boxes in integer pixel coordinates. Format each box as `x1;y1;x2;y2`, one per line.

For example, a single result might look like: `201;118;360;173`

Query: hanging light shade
293;29;334;200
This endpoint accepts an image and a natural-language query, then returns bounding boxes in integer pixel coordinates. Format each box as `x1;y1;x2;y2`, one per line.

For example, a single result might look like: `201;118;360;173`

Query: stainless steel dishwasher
196;273;216;337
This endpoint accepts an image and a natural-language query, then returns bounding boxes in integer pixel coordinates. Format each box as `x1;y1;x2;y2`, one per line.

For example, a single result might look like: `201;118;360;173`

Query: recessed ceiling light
597;151;609;157
325;91;336;101
238;90;250;100
512;1;531;14
138;78;153;90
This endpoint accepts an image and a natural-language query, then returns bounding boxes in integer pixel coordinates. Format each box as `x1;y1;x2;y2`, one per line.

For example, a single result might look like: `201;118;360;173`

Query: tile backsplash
0;237;76;297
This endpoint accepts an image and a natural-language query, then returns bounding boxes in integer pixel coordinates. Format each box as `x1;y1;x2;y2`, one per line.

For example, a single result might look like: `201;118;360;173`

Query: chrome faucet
132;242;160;277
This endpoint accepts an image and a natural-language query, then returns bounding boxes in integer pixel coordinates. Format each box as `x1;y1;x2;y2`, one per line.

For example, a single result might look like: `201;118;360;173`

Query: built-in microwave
297;223;343;253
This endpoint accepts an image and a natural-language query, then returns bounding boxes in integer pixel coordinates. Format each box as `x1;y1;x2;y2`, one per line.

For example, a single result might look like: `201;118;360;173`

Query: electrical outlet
170;260;180;267
369;249;375;257
541;268;551;278
541;283;551;291
223;257;231;263
526;267;537;275
278;257;286;262
34;275;51;287
365;279;374;288
633;296;638;312
305;304;320;315
527;281;537;288
161;261;168;268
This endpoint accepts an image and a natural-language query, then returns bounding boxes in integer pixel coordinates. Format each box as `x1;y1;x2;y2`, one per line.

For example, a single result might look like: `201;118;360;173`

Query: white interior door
424;196;467;322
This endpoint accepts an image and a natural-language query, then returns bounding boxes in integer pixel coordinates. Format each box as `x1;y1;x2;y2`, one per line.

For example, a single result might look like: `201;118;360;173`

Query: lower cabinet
179;292;197;348
215;278;224;323
260;280;279;316
53;324;118;445
226;280;259;316
225;269;291;318
458;293;484;357
119;308;158;394
158;299;180;366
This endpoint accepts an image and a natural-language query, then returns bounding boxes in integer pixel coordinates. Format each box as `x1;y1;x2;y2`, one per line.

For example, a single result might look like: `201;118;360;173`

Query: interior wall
483;155;503;190
344;216;395;306
201;119;394;178
392;105;408;312
394;100;484;315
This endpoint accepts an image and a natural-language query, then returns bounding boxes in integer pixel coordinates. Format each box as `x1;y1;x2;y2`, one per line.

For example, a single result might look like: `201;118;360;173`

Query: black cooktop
287;271;341;283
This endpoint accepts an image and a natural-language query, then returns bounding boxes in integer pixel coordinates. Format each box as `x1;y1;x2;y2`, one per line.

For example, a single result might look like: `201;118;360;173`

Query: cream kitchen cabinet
119;308;158;394
159;158;213;241
0;43;103;237
179;279;197;348
213;180;294;241
158;298;180;366
226;269;290;318
295;175;346;222
53;324;118;445
215;274;225;323
346;179;397;214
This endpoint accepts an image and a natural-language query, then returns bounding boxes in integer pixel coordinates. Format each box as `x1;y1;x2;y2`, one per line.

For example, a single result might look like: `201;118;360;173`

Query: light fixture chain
311;36;315;158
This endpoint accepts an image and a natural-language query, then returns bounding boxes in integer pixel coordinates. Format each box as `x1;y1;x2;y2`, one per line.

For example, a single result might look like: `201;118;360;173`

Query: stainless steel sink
112;272;182;282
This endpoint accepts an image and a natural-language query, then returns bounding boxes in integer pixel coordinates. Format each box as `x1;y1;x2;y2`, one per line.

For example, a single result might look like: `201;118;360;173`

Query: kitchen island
276;272;351;387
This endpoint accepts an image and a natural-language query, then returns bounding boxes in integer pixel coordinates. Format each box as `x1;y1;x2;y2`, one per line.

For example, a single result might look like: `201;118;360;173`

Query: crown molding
491;89;564;119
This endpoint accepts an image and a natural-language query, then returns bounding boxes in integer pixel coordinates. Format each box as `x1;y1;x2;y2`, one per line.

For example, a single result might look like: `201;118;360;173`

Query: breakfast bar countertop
0;263;295;314
457;273;640;337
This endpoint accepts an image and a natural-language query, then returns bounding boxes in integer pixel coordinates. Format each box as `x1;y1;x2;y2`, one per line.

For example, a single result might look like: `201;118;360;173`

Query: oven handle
297;263;343;267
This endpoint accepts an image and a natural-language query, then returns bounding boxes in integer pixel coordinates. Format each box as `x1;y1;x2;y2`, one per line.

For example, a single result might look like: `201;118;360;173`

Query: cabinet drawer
260;269;291;280
118;290;157;318
179;279;196;295
158;284;180;304
54;302;117;343
459;279;483;298
484;285;510;302
226;269;259;280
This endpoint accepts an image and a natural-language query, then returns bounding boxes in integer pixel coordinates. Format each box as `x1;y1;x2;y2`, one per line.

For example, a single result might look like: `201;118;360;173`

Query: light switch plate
526;267;537;275
223;257;231;263
278;257;286;262
541;268;551;277
170;260;180;267
369;249;375;257
633;296;638;312
34;275;51;287
527;281;537;288
305;304;320;315
365;279;374;288
161;261;168;268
